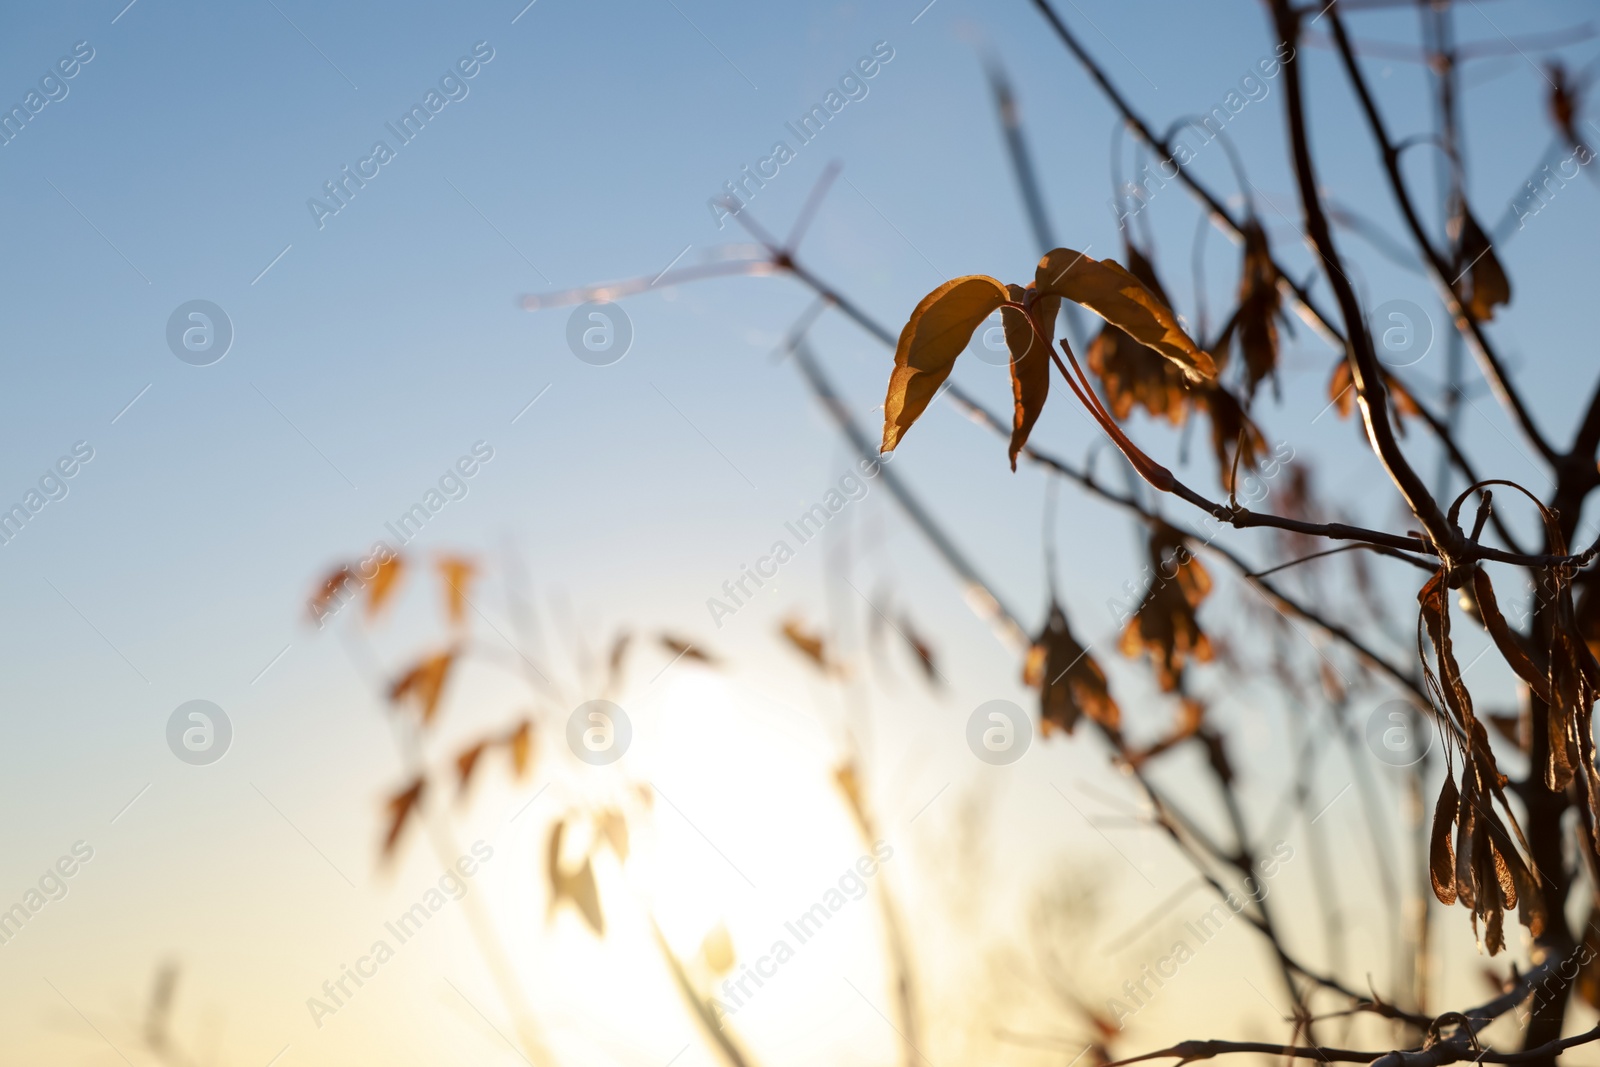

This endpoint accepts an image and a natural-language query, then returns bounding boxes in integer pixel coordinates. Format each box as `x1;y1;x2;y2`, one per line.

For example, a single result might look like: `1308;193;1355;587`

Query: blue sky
2;0;1598;1063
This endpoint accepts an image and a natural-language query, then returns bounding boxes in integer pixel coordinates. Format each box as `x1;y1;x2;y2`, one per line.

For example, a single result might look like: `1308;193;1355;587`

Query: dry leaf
882;275;1010;452
1231;219;1280;401
309;566;354;622
1119;528;1213;691
546;820;604;936
1197;386;1266;494
781;618;838;675
389;648;457;725
896;613;941;686
366;555;405;619
455;742;489;794
1087;244;1191;426
506;719;534;778
382;777;426;859
436;555;477;626
1024;601;1119;735
1033;248;1216;381
1452;206;1510;321
1001;282;1058;468
659;633;718;666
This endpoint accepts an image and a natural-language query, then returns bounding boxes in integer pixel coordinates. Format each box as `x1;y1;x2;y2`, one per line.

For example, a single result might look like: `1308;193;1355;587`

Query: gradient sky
2;1;1598;1064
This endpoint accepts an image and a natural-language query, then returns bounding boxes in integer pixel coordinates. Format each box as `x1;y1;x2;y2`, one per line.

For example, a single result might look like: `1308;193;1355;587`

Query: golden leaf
1087;245;1191;426
882;275;1010;452
382;777;426;859
1024;601;1120;735
366;555;405;619
1001;282;1059;468
309;565;353;622
436;556;476;626
389;648;457;725
781;618;838;675
506;719;534;777
1119;529;1213;691
1034;248;1216;381
546;820;604;936
455;742;489;794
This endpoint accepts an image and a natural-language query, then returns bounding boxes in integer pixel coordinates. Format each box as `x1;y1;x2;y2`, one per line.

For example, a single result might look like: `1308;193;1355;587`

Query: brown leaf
455;742;490;793
389;648;457;725
546;820;604;936
1001;282;1059;468
882;275;1010;452
309;565;354;623
506;719;534;778
1428;775;1457;906
1197;386;1266;494
1033;249;1216;381
1453;207;1510;321
896;613;941;686
436;555;476;626
1024;601;1120;735
1118;529;1213;691
366;555;405;619
1473;567;1553;703
1232;219;1281;400
659;633;718;667
607;631;632;687
382;777;426;858
1087;244;1191;426
781;618;839;675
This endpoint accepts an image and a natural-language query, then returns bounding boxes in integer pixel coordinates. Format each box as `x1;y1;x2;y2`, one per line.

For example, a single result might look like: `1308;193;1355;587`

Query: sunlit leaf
1001;282;1058;469
659;633;719;667
1118;528;1213;691
382;777;426;859
389;648;457;725
1087;244;1191;426
882;275;1010;452
546;820;604;935
436;555;477;627
700;922;735;975
1024;601;1119;735
366;555;405;620
1034;248;1216;381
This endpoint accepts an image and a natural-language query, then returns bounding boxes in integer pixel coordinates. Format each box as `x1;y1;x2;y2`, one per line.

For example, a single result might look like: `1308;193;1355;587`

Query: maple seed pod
166;700;232;765
567;699;631;765
566;300;633;366
166;300;234;366
1363;698;1433;768
1367;299;1433;369
966;699;1032;766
